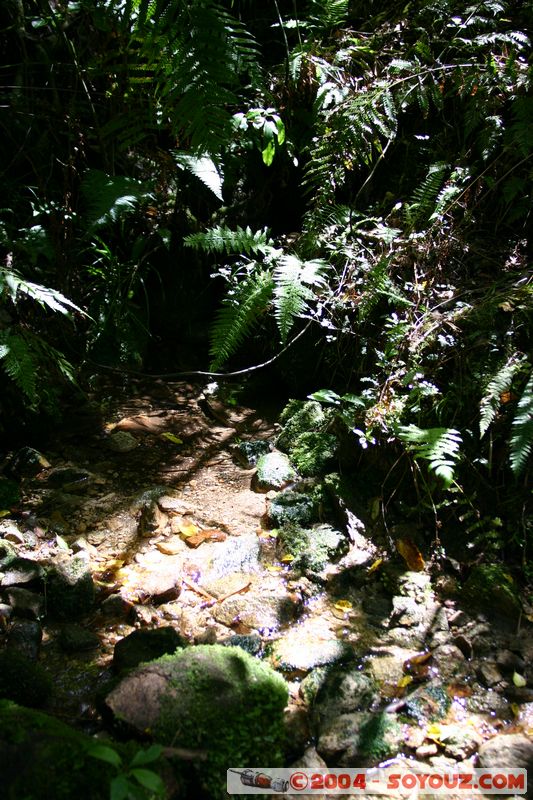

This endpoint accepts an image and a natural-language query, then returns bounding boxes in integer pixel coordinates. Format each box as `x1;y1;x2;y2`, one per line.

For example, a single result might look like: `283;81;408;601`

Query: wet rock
290;746;328;800
467;687;511;718
233;439;272;468
403;682;451;724
496;649;526;673
0;557;45;587
270;629;349;673
197;533;261;581
213;593;300;632
46;467;92;493
313;665;378;726
0;538;18;568
222;632;262;655
106;431;139;452
317;711;403;766
106;645;288;799
0;651;52;707
112;627;184;672
452;633;473;659
278;523;347;575
130;604;161;626
88;510;139;555
477;733;533;778
5;587;44;619
363;594;391;620
253;451;296;492
299;666;331;706
138;500;168;536
478;661;504;687
47;554;94;619
367;649;416;690
267;490;316;527
0;520;25;545
100;592;134;619
441;724;483;760
58;624;100;653
5;619;42;660
431;644;467;681
5;447;50;478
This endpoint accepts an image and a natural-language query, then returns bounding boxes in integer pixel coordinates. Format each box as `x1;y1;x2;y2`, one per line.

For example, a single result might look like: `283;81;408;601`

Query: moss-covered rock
276;400;326;453
289;431;337;477
106;644;289;799
463;564;521;617
46;554;95;619
0;651;52;707
112;626;185;673
253;451;297;492
278;523;347;574
267;489;316;527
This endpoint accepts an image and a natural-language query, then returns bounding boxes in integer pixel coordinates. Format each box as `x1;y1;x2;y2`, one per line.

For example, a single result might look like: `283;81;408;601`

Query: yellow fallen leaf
367;557;383;574
511;703;520;717
281;554;295;563
513;671;527;687
396;537;425;571
0;510;12;518
177;520;200;538
160;432;183;445
398;675;413;689
266;564;283;573
334;599;353;612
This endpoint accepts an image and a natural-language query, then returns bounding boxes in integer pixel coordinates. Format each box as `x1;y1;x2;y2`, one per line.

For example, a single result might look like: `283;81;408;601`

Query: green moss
463;564;520;616
268;490;316;526
290;431;337;477
0;652;52;707
153;645;288;799
276;400;326;452
278;523;346;573
357;712;402;762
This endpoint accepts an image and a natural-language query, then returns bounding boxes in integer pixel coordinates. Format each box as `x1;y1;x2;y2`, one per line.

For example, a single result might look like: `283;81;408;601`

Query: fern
308;0;349;32
0;330;38;405
174;152;224;202
398;425;462;488
209;270;274;370
184;226;275;257
273;255;328;343
403;162;449;230
0;268;86;318
510;370;533;476
479;354;525;437
80;170;148;230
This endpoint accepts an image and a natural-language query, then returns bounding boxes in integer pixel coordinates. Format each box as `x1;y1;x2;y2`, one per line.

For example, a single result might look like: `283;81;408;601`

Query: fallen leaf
200;529;227;541
334;599;353;612
177;520;201;538
367;557;383;574
0;510;11;518
398;675;414;689
513;671;527;687
56;534;70;551
266;564;283;573
160;432;183;445
281;554;295;563
396;537;425;571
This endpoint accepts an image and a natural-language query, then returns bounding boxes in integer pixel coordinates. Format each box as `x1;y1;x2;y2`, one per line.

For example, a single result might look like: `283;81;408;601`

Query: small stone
156;535;184;555
431;644;466;681
0;521;25;545
58;624;100;653
477;733;533;773
106;431;139;453
416;743;438;758
101;593;134;619
5;587;44;619
46;553;95;619
453;634;473;659
0;557;45;587
130;604;160;626
478;661;504;687
253;451;297;492
6;619;42;660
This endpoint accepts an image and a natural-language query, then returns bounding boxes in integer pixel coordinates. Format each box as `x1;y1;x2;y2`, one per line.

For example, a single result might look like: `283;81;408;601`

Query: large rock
253;451;296;492
112;627;184;672
317;711;403;766
46;554;94;619
312;665;378;726
477;733;533;775
278;523;347;575
106;644;288;799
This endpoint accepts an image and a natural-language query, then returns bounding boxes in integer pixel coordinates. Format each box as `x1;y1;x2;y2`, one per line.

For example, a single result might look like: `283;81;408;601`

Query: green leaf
308;389;341;404
174;152;224;202
87;744;122;769
110;775;130;800
130;768;165;793
130;745;163;768
262;140;276;166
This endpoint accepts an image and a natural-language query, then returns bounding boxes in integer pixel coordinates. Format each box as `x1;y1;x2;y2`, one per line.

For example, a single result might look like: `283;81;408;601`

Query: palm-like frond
398;425;462;488
273;255;328;343
184;226;275;256
510;370;533;476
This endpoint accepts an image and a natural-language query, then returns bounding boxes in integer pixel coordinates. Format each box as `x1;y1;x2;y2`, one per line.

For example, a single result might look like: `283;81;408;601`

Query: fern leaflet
209;270;274;371
0;330;38;405
398;425;462;488
479;354;525;437
184;226;275;257
273;255;327;343
510;370;533;476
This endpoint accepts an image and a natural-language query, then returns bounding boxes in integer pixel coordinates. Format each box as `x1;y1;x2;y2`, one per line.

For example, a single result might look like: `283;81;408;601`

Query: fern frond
80;170;148;229
209;270;274;370
184;226;275;257
308;0;349;32
479;354;525;437
510;370;533;475
174;152;224;201
404;162;449;230
398;425;462;488
0;268;86;317
0;330;38;405
273;255;328;343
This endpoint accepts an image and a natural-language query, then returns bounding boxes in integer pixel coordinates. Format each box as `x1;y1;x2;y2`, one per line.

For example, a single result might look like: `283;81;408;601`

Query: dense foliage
0;1;531;569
